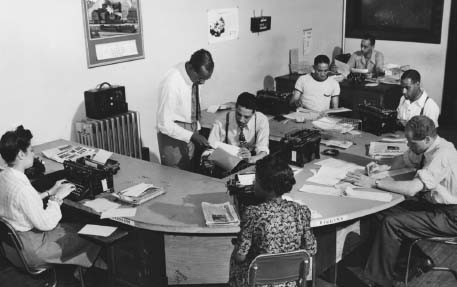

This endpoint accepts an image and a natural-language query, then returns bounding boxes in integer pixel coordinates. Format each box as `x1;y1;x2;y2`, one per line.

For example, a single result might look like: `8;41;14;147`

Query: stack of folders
112;182;165;205
201;202;240;227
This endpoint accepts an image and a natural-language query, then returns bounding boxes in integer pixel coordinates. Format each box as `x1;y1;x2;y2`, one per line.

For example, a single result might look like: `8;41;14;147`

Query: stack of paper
112;182;165;205
368;142;408;158
344;187;393;202
42;144;96;163
201;202;240;227
307;159;364;186
78;224;117;237
321;139;353;149
208;142;242;171
312;117;354;133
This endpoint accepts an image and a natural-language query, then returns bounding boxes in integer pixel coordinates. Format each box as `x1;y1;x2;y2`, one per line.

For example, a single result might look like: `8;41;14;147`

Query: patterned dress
229;199;317;287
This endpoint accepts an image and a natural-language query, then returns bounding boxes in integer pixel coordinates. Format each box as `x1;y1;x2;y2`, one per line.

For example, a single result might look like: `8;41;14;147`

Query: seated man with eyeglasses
289;54;340;112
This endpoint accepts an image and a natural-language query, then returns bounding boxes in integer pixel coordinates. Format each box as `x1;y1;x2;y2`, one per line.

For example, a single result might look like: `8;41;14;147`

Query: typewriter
358;104;398;135
226;173;261;214
32;159;114;201
256;90;294;115
274;129;321;167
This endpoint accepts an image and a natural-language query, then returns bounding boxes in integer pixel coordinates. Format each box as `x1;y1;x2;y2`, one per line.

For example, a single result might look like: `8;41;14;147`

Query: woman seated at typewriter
201;92;270;177
229;155;317;287
0;126;103;273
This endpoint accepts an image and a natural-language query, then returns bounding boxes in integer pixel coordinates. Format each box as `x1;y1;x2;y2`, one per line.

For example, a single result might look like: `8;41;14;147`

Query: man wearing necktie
157;49;214;171
344;116;457;287
205;92;270;166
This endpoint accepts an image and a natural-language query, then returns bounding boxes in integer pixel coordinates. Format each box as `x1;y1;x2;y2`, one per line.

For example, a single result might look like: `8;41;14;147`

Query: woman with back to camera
229;155;317;287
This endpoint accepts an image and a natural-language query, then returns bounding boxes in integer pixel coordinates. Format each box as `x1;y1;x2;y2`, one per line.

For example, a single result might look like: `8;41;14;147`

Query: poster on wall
207;8;239;44
82;0;145;68
303;28;312;56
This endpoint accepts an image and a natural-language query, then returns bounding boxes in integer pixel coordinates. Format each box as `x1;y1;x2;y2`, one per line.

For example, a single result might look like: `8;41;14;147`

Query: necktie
419;154;425;169
239;126;247;148
191;83;201;122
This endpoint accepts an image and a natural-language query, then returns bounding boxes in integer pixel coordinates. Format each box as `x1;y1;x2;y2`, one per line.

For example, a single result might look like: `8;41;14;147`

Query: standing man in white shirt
289;55;340;112
0;126;102;269
157;49;214;171
396;69;440;128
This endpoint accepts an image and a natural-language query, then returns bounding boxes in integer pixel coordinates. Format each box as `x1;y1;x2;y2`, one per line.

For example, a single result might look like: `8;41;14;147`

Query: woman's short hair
405;115;437;140
0;125;33;164
256;155;296;196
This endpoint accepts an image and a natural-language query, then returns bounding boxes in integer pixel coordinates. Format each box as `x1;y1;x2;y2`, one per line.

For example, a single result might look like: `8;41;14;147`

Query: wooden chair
404;236;457;286
0;217;59;287
248;250;311;287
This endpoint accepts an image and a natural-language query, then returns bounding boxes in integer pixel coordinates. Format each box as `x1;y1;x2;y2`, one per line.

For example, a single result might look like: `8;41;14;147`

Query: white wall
344;0;451;109
0;0;344;162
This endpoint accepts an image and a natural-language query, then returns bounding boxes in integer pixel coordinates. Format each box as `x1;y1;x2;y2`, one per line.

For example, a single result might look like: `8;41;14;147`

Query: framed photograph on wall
345;0;444;44
82;0;144;68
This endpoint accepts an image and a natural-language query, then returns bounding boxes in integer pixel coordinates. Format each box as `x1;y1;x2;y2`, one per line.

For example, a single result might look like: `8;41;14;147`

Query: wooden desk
274;74;402;118
34;138;404;286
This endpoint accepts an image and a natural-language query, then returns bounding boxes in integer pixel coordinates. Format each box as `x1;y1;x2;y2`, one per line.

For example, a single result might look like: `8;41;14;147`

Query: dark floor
2;126;457;287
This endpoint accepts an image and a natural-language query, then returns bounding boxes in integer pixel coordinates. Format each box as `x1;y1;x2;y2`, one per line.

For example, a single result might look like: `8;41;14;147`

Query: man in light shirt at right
396;69;440;128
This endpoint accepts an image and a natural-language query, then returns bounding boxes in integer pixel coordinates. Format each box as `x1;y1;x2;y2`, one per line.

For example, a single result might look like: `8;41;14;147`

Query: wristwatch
49;195;63;206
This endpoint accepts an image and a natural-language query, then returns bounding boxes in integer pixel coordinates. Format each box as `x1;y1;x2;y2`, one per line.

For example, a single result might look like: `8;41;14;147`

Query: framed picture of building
82;0;144;68
345;0;444;44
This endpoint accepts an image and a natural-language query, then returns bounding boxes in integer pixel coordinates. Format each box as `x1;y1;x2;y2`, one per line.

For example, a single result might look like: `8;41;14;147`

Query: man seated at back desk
347;34;384;76
202;92;269;175
289;54;340;112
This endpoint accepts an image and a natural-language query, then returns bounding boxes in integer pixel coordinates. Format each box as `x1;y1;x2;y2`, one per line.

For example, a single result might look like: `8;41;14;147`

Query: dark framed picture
345;0;444;44
82;0;145;68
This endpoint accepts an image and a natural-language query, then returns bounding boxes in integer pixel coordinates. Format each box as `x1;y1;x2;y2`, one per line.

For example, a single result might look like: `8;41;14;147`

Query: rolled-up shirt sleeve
208;119;225;148
416;153;446;191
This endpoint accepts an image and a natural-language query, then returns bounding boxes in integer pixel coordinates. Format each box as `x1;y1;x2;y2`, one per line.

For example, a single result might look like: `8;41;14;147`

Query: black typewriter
32;159;114;201
256;90;294;115
226;174;261;214
358;104;398;135
273;129;321;167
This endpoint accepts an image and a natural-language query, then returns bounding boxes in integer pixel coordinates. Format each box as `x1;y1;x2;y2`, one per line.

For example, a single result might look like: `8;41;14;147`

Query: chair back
248;250;310;287
0;217;46;275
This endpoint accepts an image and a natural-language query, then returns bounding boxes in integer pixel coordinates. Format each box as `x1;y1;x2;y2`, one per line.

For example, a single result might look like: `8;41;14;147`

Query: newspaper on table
201;202;240;227
112;183;165;205
42;144;96;163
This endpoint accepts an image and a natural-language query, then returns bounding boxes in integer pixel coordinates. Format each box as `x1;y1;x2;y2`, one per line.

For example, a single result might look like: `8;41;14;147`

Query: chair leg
77;266;85;287
404;239;421;287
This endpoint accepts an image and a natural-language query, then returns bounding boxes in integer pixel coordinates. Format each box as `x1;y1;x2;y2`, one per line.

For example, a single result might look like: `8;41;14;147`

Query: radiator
75;111;142;159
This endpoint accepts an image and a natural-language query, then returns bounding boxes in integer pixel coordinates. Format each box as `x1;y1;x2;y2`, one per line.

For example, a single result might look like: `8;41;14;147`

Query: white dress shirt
157;62;200;143
397;90;440;127
208;111;270;155
402;136;457;204
0;167;61;232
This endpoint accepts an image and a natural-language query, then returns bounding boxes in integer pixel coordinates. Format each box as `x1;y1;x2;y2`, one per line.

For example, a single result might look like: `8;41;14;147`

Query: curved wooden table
34;134;405;285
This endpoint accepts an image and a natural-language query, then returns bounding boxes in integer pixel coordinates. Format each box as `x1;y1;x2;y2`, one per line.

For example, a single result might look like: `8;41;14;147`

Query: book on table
112;182;165;205
201;202;239;227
